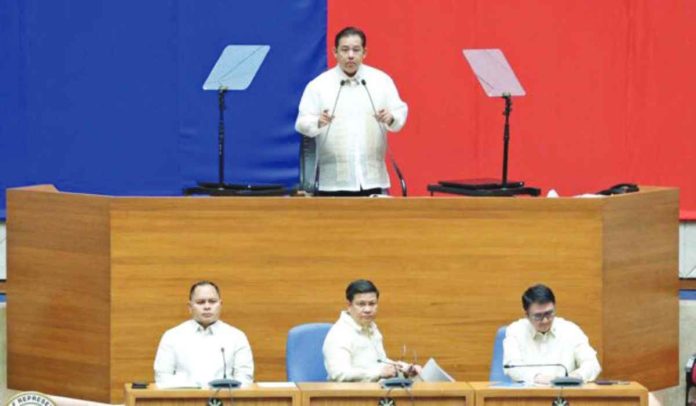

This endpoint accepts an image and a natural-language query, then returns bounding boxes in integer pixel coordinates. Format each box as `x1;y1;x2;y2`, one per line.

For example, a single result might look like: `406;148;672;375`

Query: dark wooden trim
680;278;696;290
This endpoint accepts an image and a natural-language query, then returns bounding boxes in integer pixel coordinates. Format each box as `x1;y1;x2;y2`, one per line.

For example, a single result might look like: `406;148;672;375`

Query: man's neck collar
530;322;556;338
341;310;373;332
193;319;218;331
336;65;365;81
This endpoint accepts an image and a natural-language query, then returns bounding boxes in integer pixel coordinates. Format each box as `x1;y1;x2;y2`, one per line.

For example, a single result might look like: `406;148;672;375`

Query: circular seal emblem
378;397;396;406
5;392;56;406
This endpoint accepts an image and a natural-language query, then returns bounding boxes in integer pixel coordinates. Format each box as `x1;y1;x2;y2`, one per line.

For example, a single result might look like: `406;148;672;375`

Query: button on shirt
295;64;408;192
502;317;601;383
154;319;254;387
322;311;390;382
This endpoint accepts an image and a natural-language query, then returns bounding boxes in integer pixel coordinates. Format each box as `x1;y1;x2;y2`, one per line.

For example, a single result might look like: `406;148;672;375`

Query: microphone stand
209;348;241;389
427;95;540;197
378;360;413;388
191;89;229;190
501;94;512;187
361;79;408;197
312;80;346;193
184;89;289;196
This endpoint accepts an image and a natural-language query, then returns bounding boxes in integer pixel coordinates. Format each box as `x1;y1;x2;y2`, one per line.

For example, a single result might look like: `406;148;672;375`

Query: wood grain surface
469;381;647;406
6;185;678;403
299;382;472;406
7;185;111;400
124;383;300;406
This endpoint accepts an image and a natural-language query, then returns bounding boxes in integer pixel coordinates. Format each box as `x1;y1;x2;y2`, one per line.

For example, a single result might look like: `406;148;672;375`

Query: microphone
503;363;583;386
222;347;228;380
378;359;413;388
360;79;408;197
313;79;347;192
379;359;418;377
209;347;241;389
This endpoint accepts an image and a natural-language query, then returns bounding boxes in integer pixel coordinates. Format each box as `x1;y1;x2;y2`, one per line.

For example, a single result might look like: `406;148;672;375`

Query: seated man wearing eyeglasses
502;284;601;384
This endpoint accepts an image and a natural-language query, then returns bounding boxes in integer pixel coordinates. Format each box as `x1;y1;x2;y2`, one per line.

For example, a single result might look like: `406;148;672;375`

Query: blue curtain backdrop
0;0;326;218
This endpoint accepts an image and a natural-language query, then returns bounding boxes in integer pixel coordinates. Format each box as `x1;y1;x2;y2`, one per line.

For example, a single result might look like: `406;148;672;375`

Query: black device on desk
380;377;413;388
209;378;241;389
596;183;639;195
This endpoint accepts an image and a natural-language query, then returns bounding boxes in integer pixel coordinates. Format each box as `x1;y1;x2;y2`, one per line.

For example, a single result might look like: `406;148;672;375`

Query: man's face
527;302;556;333
347;292;378;327
333;34;367;77
189;284;222;328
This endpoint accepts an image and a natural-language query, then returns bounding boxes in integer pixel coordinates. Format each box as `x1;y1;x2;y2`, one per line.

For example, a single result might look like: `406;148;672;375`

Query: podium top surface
9;184;675;201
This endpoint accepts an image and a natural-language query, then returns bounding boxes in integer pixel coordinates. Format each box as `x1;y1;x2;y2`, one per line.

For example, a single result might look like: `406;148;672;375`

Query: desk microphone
360;79;407;197
209;347;241;389
378;359;413;388
503;363;582;386
313;79;346;192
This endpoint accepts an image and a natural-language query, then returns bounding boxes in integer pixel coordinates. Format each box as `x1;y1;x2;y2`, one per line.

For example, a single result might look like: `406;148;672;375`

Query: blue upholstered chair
286;323;332;382
489;325;514;383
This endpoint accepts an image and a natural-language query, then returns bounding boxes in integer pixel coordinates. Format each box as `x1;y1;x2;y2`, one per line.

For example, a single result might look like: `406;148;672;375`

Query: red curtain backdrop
328;0;696;219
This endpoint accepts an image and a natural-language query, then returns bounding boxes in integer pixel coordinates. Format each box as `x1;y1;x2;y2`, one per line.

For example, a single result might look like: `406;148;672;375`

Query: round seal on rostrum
6;392;56;406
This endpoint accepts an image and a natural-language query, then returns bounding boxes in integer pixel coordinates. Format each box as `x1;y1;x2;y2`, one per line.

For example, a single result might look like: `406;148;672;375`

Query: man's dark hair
346;279;379;302
522;284;555;311
189;280;220;300
334;26;367;48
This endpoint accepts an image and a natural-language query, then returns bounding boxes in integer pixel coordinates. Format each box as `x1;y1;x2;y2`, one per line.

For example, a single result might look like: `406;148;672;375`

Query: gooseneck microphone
222;347;229;379
360;79;408;197
208;347;241;389
378;359;413;388
503;363;583;386
329;80;347;118
313;79;347;192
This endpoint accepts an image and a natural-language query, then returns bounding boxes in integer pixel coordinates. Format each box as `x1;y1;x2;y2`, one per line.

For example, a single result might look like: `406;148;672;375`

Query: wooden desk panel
469;381;647;406
6;185;678;403
298;382;472;406
108;194;606;392
125;384;301;406
601;189;679;386
7;185;112;401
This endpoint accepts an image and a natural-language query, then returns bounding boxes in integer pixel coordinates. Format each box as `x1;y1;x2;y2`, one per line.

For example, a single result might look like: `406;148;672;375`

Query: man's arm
153;332;188;386
231;334;255;384
323;332;387;382
502;325;538;383
382;77;408;133
295;82;326;138
569;331;601;382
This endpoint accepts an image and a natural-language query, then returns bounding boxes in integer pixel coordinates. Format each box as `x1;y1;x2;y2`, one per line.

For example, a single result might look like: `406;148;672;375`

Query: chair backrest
286;322;332;382
489;325;514;383
299;136;317;193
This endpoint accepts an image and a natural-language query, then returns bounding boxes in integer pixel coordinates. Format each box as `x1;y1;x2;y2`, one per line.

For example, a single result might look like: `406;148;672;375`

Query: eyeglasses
529;309;556;322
